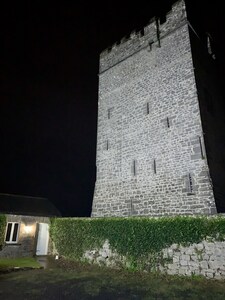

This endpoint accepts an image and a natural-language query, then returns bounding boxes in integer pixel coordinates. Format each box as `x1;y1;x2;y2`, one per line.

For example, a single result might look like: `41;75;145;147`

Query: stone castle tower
92;0;225;217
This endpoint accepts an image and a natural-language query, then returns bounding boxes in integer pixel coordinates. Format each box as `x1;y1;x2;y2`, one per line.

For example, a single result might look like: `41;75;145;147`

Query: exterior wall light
24;225;33;234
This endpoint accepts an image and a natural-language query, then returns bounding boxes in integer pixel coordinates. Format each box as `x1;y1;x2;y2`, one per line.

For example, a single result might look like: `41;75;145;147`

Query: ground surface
0;257;225;299
0;257;41;270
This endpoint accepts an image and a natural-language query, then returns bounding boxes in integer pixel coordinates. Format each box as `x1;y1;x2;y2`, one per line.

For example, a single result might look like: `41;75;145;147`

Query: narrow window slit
146;102;150;115
167;117;170;128
12;224;19;242
133;160;136;176
188;173;193;193
198;136;204;159
106;140;109;150
153;159;156;174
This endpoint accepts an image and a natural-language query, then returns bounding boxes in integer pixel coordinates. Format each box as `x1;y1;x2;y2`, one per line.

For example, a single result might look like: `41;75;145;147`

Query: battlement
100;0;187;73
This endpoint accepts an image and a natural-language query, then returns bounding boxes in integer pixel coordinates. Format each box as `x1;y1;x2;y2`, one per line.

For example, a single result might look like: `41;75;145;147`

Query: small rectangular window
106;140;109;150
5;223;12;242
198;136;204;159
187;173;194;194
12;223;19;242
133;160;136;176
5;222;19;243
153;159;156;174
146;102;150;115
166;117;170;128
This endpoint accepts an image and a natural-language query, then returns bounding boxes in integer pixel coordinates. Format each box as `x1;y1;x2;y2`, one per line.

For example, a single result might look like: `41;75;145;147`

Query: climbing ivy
50;216;225;265
0;214;6;249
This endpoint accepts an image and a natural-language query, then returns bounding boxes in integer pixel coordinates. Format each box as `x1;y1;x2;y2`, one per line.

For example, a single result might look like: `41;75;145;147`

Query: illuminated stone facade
92;0;218;217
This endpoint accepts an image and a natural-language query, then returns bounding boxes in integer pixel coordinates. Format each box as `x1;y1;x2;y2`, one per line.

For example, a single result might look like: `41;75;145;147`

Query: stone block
180;254;190;261
173;256;179;263
206;272;214;279
196;243;204;251
178;267;187;275
214;273;222;280
180;260;188;266
200;261;209;270
188;261;199;269
184;248;193;255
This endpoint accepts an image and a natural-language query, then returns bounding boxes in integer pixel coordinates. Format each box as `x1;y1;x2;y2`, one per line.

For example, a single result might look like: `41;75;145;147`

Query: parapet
99;0;187;73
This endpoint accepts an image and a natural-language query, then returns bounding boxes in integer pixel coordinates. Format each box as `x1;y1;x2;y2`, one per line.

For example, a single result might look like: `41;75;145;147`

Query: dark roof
0;193;61;217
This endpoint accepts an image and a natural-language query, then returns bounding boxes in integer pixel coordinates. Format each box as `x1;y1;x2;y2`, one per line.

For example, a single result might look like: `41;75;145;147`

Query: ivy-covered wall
50;216;225;266
0;214;6;249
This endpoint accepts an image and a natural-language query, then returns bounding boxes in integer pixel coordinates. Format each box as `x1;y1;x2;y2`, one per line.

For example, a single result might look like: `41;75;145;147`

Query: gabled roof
0;193;61;217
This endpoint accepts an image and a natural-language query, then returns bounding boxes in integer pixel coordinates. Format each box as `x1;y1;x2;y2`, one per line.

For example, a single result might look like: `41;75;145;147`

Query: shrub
50;216;225;265
0;214;6;249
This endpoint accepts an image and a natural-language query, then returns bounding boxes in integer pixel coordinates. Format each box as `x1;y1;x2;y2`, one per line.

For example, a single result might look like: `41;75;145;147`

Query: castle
91;0;225;217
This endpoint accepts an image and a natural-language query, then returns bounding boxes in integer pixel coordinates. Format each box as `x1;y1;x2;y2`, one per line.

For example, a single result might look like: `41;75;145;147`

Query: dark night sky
1;0;224;216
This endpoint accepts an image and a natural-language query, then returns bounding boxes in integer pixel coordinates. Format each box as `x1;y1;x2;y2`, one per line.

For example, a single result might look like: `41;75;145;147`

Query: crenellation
144;17;157;36
100;0;187;73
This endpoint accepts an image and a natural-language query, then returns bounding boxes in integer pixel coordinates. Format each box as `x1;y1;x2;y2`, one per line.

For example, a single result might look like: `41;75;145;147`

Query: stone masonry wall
92;0;217;217
83;239;225;280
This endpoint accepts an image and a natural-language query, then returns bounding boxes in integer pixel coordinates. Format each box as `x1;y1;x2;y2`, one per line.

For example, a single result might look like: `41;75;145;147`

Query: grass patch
0;257;41;269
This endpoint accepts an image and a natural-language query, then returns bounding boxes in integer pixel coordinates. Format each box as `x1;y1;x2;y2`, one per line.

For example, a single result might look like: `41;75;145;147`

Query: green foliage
0;257;41;269
0;214;6;249
50;216;225;267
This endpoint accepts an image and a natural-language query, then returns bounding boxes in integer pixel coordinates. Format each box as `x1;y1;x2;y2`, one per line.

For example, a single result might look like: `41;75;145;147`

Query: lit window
5;222;20;243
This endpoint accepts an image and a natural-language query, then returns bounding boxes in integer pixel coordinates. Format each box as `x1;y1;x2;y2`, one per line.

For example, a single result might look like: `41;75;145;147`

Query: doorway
36;223;49;256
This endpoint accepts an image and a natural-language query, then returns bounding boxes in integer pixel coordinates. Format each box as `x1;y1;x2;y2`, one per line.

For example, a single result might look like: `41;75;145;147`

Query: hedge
50;216;225;264
0;214;6;249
